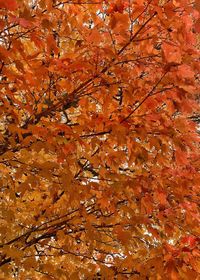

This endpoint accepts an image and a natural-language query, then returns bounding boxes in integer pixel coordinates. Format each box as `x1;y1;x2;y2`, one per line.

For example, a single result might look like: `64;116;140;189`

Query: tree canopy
0;0;200;279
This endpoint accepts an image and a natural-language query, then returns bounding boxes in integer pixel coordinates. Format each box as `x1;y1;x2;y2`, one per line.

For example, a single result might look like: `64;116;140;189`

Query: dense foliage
0;0;200;279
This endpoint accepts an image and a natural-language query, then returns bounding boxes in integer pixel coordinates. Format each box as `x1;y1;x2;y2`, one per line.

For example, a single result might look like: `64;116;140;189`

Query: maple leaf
162;42;182;64
0;0;18;11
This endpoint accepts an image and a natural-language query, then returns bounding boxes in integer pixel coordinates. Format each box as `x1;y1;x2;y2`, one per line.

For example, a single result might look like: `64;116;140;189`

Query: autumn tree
0;0;200;279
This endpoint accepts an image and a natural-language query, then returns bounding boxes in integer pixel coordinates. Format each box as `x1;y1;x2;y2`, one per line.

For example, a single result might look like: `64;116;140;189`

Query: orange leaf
162;42;182;64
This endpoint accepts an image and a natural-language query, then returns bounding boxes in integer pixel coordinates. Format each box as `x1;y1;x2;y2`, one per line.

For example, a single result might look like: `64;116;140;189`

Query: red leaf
19;18;33;28
0;0;18;10
181;236;197;248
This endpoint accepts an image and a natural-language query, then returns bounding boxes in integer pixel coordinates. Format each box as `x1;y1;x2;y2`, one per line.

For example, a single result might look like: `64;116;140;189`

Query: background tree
0;0;199;279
